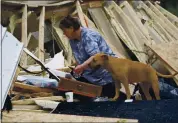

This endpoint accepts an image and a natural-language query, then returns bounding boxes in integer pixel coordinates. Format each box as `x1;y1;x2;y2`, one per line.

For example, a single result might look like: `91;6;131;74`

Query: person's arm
74;34;100;74
82;55;94;69
74;56;94;74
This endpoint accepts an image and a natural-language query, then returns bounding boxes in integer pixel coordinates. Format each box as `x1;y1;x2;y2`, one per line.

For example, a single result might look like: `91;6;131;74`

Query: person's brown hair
59;15;81;31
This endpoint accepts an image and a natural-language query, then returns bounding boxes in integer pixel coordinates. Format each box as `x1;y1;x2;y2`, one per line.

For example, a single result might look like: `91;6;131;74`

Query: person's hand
74;64;85;75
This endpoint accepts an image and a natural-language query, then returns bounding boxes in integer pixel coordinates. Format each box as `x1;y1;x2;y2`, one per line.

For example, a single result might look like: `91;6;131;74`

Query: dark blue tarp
53;99;178;123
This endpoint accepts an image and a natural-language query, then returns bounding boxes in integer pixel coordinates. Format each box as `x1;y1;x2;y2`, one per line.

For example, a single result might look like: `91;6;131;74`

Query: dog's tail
156;71;178;78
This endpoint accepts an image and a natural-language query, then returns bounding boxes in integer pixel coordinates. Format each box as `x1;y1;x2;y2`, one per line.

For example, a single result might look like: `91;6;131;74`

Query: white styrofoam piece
125;99;133;103
0;26;23;109
35;100;60;109
45;50;65;69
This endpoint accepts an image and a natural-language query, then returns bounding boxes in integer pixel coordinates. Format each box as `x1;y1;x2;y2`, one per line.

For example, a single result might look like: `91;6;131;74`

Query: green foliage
160;0;178;16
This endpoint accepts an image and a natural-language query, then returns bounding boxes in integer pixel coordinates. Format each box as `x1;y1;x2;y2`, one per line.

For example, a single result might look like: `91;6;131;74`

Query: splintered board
119;1;152;44
131;1;174;44
146;42;178;85
132;1;178;41
104;1;148;63
88;7;130;59
154;3;178;28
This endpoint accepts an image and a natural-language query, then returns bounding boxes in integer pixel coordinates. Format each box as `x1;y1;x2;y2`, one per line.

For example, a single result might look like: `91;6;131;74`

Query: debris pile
1;0;178;122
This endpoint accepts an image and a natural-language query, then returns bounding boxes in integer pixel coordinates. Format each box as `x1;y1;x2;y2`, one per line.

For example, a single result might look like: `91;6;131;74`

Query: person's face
62;27;74;40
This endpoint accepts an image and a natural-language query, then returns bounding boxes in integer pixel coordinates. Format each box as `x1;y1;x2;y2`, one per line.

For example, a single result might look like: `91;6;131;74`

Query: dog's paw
109;97;118;101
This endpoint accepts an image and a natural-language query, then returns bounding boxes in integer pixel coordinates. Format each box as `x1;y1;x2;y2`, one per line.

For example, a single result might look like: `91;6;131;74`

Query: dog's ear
101;54;108;60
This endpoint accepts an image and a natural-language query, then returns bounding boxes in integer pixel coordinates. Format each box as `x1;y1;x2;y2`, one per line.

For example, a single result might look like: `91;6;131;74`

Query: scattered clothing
18;75;58;88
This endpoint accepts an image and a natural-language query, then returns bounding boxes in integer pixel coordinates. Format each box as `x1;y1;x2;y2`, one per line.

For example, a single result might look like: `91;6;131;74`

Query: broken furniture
23;48;102;98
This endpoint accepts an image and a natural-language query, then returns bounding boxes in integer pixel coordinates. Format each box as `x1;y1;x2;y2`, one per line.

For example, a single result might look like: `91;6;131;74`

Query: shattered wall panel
104;1;148;63
1;25;23;108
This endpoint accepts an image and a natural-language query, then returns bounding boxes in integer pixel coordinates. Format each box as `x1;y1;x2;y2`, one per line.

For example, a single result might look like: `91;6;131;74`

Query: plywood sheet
105;1;148;63
146;42;178;84
88;7;130;58
119;1;152;44
132;1;175;43
132;1;178;41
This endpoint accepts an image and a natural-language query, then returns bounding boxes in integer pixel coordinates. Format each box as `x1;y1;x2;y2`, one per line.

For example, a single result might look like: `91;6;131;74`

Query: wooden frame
38;6;45;62
21;5;28;66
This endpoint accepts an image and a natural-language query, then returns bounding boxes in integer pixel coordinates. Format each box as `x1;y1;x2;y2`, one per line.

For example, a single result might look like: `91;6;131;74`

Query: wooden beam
13;105;41;110
27;32;32;46
12;96;64;105
13;82;58;93
38;6;45;62
76;0;87;27
21;5;28;67
137;1;178;40
8;14;20;34
154;3;178;28
144;1;178;39
11;92;53;101
89;1;103;8
16;11;32;24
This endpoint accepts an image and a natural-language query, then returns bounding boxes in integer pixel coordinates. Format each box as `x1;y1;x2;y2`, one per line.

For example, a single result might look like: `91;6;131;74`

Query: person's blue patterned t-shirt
69;27;116;86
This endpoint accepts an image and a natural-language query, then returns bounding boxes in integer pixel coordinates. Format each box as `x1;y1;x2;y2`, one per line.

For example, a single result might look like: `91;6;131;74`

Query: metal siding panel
0;25;23;109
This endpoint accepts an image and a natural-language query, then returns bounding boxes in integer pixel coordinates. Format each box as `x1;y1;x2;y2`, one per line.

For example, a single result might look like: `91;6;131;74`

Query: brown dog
89;53;178;100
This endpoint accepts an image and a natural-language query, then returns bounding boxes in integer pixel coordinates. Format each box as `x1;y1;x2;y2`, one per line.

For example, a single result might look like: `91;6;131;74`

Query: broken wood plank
132;1;175;43
13;105;41;110
119;1;154;44
11;109;48;113
2;111;138;123
7;14;20;34
12;96;64;105
13;82;58;93
38;6;45;63
88;7;130;59
76;0;87;27
145;42;178;85
11;92;54;101
16;11;32;24
134;1;178;41
21;5;28;67
104;7;144;62
144;1;178;36
27;32;32;46
89;1;103;8
154;3;178;28
104;1;148;63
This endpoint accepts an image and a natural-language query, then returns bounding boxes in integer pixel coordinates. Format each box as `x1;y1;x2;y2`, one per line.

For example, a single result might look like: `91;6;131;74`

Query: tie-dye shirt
69;27;116;86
